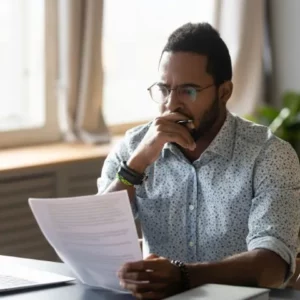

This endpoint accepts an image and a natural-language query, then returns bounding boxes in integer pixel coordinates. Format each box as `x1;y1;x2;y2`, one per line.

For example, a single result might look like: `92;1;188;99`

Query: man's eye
159;87;169;96
181;87;196;96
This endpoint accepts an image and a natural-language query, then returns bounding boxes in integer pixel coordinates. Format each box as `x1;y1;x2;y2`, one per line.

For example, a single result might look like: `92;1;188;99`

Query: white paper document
28;191;142;292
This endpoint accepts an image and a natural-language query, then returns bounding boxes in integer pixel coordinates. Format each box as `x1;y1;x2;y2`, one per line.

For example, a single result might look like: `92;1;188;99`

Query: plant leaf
256;106;280;124
282;92;300;116
243;114;258;123
269;108;291;133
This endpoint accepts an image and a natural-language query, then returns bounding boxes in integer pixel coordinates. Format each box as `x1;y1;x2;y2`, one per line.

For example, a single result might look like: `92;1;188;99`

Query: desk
1;256;300;299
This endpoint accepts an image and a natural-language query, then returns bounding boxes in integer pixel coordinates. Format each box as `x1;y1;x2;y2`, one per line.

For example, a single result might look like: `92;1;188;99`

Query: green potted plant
245;91;300;153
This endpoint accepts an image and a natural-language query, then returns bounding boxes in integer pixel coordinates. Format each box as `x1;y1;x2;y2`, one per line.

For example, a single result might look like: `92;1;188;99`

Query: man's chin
190;127;212;141
191;129;203;142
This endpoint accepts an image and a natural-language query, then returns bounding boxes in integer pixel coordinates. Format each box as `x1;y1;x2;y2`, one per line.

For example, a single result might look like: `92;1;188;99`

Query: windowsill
0;136;122;173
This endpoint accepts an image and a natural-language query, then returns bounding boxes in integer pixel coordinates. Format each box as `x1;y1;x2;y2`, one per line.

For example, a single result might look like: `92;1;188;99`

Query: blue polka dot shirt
98;111;300;280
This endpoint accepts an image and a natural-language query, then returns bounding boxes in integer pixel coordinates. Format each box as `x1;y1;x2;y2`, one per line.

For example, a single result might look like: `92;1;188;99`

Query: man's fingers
119;270;153;282
160;111;192;122
145;253;160;260
118;270;168;282
121;280;166;293
119;259;173;276
156;123;195;145
163;132;196;150
133;291;165;300
120;259;167;272
154;126;195;150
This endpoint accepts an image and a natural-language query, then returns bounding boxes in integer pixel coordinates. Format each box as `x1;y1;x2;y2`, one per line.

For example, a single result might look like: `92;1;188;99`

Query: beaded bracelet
171;260;190;291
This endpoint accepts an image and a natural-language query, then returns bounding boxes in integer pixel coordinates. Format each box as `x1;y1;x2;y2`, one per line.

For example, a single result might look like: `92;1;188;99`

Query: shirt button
189;205;194;211
189;241;194;247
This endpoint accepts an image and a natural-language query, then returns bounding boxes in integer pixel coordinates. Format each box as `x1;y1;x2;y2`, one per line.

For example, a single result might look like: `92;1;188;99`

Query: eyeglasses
147;83;215;104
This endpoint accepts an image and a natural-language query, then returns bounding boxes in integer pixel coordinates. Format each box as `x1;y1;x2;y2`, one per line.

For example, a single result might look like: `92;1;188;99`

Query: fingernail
190;144;196;150
190;123;195;129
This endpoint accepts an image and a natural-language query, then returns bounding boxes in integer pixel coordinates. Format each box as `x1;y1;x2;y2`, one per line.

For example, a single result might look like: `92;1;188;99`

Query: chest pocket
135;195;171;243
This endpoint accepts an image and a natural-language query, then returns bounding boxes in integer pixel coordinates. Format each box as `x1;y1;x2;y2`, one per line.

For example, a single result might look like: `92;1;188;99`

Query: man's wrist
127;155;149;174
186;262;207;289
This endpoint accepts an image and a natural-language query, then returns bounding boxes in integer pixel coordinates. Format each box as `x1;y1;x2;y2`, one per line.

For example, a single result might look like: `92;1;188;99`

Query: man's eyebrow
179;83;202;88
157;82;169;87
157;82;202;88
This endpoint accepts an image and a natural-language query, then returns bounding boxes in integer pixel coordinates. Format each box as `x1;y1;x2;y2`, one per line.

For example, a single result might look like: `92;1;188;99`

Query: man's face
158;51;226;140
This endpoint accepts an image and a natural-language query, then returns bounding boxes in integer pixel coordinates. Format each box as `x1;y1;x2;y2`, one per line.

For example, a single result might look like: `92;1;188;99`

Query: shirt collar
162;110;236;160
205;110;236;160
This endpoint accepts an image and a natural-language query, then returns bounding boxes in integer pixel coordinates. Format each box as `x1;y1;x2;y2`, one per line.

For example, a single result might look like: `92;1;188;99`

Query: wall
270;0;300;107
0;158;102;261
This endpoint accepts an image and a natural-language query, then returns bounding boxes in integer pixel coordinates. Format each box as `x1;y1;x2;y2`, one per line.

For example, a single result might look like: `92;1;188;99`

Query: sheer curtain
214;0;265;115
57;0;110;144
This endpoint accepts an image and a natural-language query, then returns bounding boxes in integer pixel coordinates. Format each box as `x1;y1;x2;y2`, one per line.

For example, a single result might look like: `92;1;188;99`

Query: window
102;0;216;126
0;0;59;148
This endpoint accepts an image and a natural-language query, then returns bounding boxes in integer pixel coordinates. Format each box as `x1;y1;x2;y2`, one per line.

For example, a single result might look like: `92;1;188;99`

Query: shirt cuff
248;236;296;287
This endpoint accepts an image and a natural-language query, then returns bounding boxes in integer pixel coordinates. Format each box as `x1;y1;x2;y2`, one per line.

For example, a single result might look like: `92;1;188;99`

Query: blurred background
0;0;299;261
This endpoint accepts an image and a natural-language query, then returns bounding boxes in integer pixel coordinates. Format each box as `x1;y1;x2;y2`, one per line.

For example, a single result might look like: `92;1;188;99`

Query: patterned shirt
97;111;300;280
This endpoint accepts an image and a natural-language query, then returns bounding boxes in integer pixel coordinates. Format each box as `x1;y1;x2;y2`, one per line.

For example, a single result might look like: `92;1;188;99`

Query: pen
176;120;193;125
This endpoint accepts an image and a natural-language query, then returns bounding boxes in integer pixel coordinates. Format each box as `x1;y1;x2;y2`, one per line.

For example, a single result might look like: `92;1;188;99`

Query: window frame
108;120;151;136
0;0;60;149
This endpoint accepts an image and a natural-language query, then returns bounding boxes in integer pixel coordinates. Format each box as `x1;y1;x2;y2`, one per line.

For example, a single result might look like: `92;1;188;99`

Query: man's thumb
145;253;159;260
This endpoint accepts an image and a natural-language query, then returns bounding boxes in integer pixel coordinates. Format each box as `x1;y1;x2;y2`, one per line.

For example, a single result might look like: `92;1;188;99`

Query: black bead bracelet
171;259;190;291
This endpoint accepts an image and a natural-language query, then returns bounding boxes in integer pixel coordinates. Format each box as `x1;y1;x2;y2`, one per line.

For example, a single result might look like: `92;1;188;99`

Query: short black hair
162;22;232;86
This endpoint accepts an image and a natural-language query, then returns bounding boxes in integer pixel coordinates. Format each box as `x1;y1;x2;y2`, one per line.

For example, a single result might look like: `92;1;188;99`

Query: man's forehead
158;51;208;83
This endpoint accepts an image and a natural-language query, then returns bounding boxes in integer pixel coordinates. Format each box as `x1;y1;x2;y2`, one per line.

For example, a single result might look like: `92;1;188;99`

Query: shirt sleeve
96;137;138;218
247;137;300;285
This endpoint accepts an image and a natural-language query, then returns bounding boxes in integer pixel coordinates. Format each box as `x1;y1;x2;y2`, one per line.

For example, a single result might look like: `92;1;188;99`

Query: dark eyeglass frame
147;83;215;103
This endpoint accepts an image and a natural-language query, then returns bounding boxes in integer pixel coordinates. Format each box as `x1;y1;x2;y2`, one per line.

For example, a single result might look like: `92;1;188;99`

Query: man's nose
164;90;183;112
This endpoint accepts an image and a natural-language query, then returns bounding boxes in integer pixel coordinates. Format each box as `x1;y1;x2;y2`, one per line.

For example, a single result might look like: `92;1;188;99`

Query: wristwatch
117;161;147;186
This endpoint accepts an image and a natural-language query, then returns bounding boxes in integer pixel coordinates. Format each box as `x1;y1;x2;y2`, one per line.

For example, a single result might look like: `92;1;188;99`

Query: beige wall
270;0;300;107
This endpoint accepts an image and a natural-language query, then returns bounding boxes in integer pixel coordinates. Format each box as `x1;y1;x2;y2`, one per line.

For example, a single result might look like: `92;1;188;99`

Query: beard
190;96;221;142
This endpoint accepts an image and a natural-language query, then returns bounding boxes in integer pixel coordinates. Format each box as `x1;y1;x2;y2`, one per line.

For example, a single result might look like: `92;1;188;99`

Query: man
98;23;300;299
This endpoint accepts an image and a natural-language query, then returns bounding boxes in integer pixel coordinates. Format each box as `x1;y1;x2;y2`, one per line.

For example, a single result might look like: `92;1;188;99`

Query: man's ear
218;81;233;104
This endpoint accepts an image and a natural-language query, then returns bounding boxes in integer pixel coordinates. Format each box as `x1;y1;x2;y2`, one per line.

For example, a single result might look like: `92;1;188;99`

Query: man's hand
127;112;196;174
118;254;182;300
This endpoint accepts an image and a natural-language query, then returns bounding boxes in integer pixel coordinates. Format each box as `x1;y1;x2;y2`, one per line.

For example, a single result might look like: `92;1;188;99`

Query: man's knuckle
132;285;140;292
133;293;144;300
153;117;162;126
135;285;148;293
167;132;175;139
133;273;140;281
122;264;130;272
156;131;165;138
156;124;164;132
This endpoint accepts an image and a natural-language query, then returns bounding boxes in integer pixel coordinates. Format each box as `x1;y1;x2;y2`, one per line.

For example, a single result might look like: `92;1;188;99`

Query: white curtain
214;0;265;115
57;0;110;144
